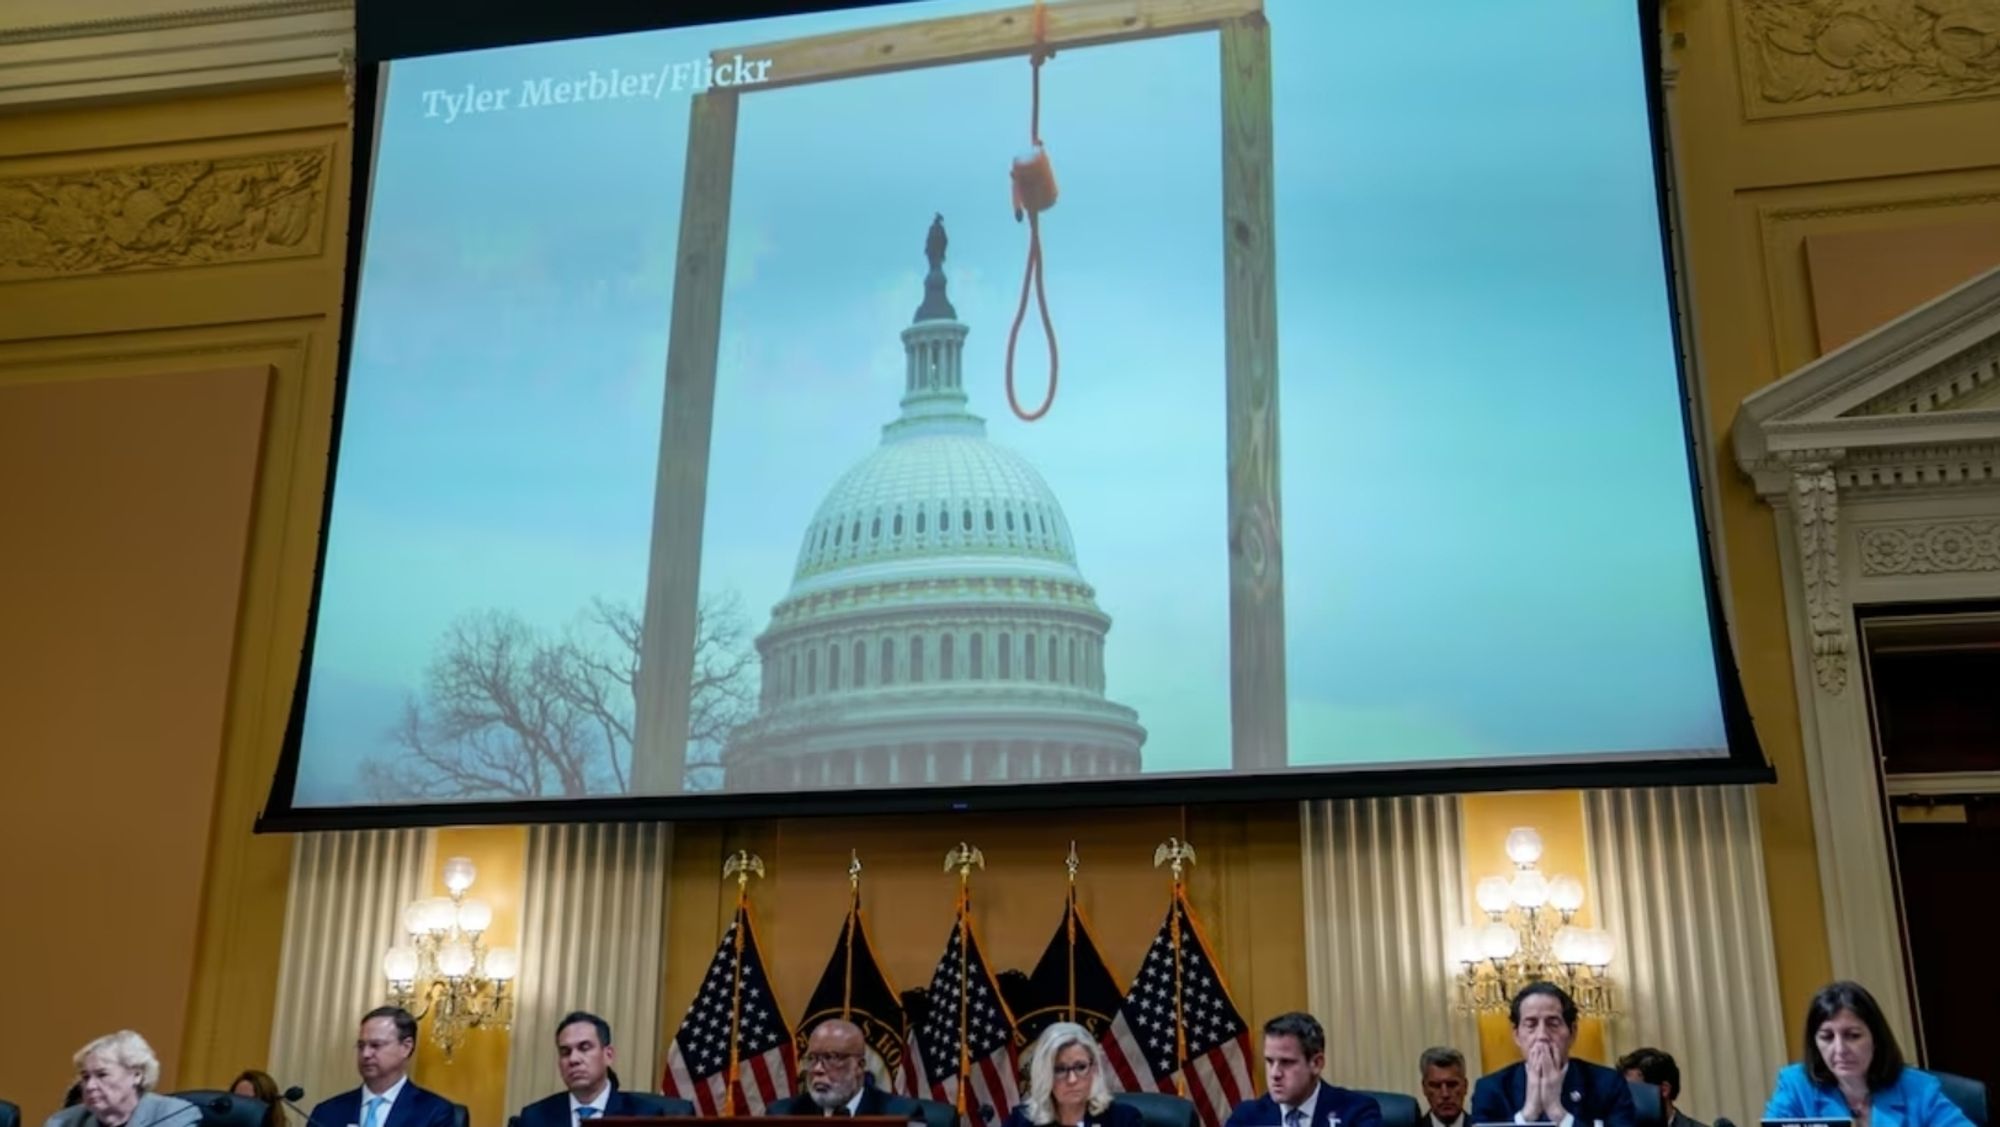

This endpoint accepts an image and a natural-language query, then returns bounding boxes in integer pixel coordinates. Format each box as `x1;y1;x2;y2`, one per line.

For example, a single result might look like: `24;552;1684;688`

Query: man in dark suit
1420;1047;1470;1127
1224;1013;1383;1127
309;1007;455;1127
766;1019;914;1118
1469;984;1634;1127
1616;1049;1705;1127
517;1012;678;1127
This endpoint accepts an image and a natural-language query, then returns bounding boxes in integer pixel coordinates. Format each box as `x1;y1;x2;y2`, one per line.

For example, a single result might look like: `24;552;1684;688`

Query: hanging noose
1006;0;1060;422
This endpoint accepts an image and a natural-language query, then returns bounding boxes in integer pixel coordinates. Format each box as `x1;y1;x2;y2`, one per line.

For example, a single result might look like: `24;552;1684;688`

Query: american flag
1100;892;1253;1127
661;904;797;1114
909;898;1021;1127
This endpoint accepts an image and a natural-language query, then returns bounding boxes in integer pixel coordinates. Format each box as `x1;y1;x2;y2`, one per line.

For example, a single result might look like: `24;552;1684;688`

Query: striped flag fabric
661;903;797;1114
909;892;1021;1126
1100;891;1253;1127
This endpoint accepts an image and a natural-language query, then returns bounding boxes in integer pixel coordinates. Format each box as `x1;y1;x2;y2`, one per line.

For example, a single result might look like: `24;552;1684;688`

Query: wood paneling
0;363;270;1118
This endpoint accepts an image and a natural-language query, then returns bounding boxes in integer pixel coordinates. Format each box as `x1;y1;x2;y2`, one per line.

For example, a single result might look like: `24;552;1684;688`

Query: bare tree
362;591;759;801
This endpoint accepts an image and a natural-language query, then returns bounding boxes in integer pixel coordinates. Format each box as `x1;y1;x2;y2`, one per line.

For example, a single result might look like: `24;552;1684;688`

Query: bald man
769;1019;917;1118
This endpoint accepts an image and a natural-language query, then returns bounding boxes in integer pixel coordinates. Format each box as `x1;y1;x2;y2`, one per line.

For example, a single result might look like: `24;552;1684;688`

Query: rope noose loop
1006;0;1059;422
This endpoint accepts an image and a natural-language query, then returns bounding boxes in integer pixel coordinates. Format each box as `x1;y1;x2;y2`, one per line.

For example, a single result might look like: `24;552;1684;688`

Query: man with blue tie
310;1008;455;1127
1224;1013;1382;1127
516;1012;684;1127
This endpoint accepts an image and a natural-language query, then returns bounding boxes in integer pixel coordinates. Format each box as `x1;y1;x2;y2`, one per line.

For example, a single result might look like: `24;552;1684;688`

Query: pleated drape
1584;786;1788;1124
267;829;433;1103
501;822;673;1114
1301;796;1479;1089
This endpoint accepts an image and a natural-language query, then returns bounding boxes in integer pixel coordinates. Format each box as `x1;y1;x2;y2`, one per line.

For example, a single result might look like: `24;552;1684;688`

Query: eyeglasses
1053;1062;1094;1080
803;1052;862;1069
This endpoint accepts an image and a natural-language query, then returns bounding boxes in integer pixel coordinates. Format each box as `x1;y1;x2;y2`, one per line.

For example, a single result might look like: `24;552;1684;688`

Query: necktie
362;1098;384;1127
1286;1109;1304;1127
577;1111;600;1122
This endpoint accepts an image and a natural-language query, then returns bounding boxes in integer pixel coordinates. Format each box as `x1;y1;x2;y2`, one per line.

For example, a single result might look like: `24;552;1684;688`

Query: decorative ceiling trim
0;0;348;46
0;0;354;111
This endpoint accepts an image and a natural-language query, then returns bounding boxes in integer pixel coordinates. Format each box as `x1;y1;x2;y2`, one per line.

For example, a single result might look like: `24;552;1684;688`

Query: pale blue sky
297;0;1729;805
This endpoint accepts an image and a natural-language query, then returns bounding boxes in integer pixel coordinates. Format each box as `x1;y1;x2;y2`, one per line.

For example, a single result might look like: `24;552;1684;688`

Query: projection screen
260;0;1765;827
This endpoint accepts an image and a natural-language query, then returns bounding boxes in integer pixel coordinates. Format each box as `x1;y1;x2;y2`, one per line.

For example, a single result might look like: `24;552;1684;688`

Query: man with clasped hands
1469;984;1634;1127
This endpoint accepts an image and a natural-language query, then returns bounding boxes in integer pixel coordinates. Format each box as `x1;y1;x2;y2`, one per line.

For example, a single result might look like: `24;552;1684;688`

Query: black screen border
257;0;1769;833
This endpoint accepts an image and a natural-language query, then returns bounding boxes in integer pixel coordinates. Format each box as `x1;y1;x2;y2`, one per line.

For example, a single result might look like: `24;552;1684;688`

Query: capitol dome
723;215;1146;791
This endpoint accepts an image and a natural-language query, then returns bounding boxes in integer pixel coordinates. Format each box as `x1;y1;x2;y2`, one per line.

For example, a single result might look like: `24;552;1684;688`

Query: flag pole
844;850;862;1017
1153;837;1197;1099
722;849;765;1116
1064;841;1080;1024
945;842;985;1120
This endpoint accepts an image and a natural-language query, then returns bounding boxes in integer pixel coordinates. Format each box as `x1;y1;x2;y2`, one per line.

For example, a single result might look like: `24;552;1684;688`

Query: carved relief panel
1735;0;2000;118
0;147;332;281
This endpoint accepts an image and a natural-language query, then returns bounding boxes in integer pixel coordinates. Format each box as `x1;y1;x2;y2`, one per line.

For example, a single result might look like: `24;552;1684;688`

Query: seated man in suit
1469;984;1634;1127
1225;1013;1382;1127
518;1012;668;1127
1420;1047;1470;1127
767;1019;912;1118
1616;1049;1704;1127
309;1007;454;1127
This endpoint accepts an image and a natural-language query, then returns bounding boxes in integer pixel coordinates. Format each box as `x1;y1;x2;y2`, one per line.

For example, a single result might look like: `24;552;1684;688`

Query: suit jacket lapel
1874;1082;1909;1127
381;1086;413;1127
1314;1082;1338;1127
1511;1066;1531;1117
1559;1061;1581;1117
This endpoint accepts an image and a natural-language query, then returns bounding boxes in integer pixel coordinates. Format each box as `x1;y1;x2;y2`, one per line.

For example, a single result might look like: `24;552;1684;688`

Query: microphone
1715;1117;1739;1127
279;1085;338;1127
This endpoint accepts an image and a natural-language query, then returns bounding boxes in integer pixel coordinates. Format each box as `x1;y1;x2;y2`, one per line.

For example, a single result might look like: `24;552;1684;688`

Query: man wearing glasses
770;1019;916;1117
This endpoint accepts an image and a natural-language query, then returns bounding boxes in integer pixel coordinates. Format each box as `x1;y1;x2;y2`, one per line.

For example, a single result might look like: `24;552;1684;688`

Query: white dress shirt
1281;1087;1321;1127
568;1083;612;1123
359;1075;410;1127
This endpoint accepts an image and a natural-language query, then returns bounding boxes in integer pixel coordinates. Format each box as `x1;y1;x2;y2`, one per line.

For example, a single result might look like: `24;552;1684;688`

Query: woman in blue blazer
1763;981;1970;1127
1004;1023;1144;1127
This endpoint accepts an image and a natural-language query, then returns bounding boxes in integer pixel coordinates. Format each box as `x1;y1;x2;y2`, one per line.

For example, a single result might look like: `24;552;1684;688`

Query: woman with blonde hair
1005;1023;1141;1127
47;1032;199;1127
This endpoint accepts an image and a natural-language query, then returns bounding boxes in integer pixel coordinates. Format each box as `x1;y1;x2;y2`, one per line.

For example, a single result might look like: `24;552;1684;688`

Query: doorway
1860;609;2000;1101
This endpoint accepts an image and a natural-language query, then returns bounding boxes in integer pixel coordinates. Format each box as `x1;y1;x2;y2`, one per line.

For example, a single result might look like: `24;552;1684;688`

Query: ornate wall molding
1857;518;2000;574
1783;449;1849;693
1851;336;2000;416
0;146;332;282
0;0;353;110
1734;264;2000;1050
1837;442;2000;492
1735;0;2000;119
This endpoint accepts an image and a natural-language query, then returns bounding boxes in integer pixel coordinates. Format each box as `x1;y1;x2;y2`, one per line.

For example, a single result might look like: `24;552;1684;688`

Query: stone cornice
1735;266;2000;465
1736;266;2000;499
0;0;354;111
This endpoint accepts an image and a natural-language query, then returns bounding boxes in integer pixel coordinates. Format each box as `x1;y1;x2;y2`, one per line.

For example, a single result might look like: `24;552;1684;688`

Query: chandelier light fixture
1451;827;1618;1018
381;855;518;1058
